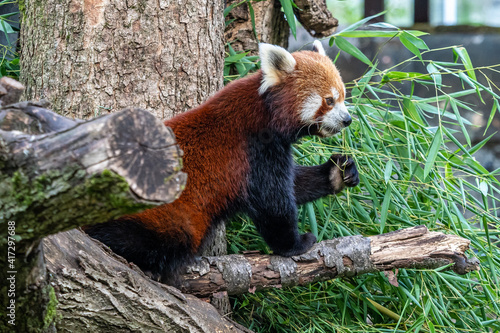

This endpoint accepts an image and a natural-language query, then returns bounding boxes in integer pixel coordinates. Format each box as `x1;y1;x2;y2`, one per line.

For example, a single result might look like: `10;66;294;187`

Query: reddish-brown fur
85;45;360;283
132;73;272;251
130;51;345;252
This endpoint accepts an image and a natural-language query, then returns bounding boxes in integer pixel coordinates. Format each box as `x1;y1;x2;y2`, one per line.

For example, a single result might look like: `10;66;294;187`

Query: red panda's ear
312;40;326;56
258;43;296;94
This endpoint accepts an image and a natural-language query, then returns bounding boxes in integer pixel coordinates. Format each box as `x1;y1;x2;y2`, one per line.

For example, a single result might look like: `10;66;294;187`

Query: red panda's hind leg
84;216;195;285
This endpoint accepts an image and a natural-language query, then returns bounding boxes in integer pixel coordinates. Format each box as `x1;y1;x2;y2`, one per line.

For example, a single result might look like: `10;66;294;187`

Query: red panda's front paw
341;156;359;188
291;233;317;256
300;232;317;251
275;233;317;257
329;154;360;192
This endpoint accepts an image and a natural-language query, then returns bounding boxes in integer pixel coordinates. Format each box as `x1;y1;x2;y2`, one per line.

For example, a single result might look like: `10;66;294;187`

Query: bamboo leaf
379;182;393;233
484;99;499;135
469;131;497;155
399;31;428;61
337;11;386;33
384;160;393;183
334;36;373;66
426;62;442;87
449;98;471;147
279;0;297;38
306;202;318;238
402;98;425;126
423;127;442;180
453;46;477;80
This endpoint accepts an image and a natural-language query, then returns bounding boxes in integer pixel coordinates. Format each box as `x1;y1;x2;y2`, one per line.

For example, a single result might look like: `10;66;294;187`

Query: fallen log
43;229;251;333
180;225;479;297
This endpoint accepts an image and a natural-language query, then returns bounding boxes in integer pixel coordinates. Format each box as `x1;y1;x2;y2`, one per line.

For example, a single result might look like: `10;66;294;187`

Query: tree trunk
19;0;230;322
20;0;224;119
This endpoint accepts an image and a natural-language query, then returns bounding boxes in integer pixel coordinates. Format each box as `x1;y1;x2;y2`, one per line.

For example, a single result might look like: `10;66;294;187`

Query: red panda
85;41;359;283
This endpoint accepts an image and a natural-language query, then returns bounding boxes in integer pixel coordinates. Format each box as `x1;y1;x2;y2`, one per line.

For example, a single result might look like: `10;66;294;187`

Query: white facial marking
258;43;297;95
331;87;340;100
300;93;322;123
321;85;351;136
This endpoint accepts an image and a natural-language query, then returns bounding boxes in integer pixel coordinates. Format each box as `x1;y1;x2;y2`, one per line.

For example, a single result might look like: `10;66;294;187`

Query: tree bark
179;225;479;297
224;0;339;55
19;0;230;320
20;0;224;119
42;229;250;333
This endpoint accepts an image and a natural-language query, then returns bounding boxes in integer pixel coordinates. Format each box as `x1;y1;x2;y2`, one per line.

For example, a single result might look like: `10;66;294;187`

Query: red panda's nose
342;114;352;127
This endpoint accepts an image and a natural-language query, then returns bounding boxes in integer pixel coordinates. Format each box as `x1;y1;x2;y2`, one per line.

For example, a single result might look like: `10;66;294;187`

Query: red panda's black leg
248;208;317;257
294;154;359;205
246;134;317;256
246;173;316;256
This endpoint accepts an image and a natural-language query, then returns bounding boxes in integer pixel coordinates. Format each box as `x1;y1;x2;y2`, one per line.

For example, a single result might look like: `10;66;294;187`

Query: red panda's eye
325;97;335;106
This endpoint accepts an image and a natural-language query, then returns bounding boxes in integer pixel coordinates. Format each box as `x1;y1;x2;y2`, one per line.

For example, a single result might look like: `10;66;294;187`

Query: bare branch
179;226;479;297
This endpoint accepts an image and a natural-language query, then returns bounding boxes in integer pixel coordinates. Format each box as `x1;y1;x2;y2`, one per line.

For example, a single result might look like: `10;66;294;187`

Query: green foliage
278;0;297;38
225;17;500;333
0;0;19;79
224;42;260;85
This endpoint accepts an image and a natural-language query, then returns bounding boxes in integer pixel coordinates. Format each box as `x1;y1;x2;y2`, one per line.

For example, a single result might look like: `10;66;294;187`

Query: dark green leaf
334;36;372;66
423;127;442;179
279;0;297;39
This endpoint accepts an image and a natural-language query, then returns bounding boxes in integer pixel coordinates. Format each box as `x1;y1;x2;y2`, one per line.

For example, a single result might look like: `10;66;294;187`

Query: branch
293;0;339;38
179;226;479;297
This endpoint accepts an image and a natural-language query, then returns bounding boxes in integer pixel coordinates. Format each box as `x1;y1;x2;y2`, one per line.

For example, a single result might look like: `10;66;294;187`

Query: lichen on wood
179;226;479;297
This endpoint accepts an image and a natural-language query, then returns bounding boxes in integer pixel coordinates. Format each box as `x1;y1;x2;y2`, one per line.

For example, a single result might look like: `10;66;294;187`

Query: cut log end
0;76;25;106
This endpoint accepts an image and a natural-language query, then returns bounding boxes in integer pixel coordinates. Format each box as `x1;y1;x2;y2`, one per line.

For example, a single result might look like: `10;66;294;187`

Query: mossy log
180;225;480;297
0;77;192;332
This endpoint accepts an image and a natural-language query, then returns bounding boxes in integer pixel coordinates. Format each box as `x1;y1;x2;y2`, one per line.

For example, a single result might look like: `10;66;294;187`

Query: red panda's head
258;41;351;137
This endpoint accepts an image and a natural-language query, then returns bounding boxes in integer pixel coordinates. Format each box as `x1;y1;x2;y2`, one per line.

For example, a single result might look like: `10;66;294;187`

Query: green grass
225;18;500;333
